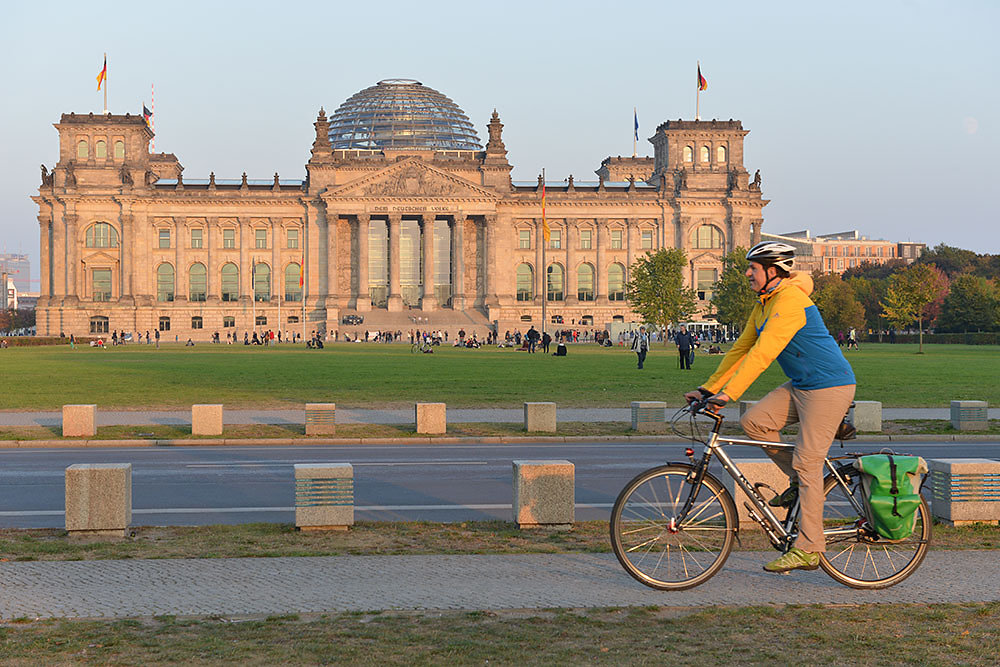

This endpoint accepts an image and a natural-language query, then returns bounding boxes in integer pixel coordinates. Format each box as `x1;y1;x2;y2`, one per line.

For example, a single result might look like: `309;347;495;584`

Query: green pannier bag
852;454;927;541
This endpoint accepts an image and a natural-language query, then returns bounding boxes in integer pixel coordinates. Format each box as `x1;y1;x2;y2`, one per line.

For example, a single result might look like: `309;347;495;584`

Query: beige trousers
739;381;856;553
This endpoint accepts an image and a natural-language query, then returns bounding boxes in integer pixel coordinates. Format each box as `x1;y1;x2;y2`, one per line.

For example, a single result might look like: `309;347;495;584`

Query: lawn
0;342;996;410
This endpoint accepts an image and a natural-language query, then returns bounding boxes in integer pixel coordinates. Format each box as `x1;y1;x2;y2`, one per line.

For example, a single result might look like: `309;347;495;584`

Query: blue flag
634;108;639;141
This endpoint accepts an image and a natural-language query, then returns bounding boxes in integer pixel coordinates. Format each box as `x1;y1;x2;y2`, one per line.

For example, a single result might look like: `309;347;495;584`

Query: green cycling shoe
764;547;820;573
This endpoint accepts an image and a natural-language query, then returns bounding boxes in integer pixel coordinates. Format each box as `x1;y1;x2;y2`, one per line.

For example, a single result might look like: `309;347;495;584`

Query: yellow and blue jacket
703;272;855;400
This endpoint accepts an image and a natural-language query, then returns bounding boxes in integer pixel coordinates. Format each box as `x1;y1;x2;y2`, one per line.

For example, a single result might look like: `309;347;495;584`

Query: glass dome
328;79;482;151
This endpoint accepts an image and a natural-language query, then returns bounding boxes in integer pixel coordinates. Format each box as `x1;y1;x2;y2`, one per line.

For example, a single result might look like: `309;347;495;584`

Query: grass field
0;342;997;410
1;604;998;664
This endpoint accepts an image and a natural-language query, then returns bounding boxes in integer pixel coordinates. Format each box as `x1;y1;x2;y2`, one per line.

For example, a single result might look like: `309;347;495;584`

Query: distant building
0;253;30;293
3;275;17;310
763;229;923;274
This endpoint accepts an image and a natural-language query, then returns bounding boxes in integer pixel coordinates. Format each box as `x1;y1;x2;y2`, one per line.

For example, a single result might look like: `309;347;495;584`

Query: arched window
700;146;710;162
85;222;119;248
95;140;107;159
284;262;302;302
253;263;270;302
89;316;109;334
546;263;564;301
516;263;534;301
189;263;207;302
77;140;88;159
691;225;724;249
608;263;626;301
221;263;239;302
114;141;125;159
717;145;727;162
577;263;595;301
683;145;693;162
156;263;174;302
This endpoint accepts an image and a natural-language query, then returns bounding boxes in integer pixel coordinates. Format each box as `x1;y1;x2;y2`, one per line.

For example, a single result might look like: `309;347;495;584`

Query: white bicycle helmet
746;241;795;272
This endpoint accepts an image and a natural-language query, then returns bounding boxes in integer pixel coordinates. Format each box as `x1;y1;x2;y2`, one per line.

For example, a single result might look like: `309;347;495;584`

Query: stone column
206;217;217;300
595;218;606;302
174;217;187;302
326;213;338;309
387;214;403;311
535;217;544;304
65;213;79;302
238;217;250;301
270;218;280;301
422;214;436;311
51;211;65;300
451;215;466;310
565;219;577;305
356;214;370;312
626;218;637;286
38;214;51;300
484;214;498;308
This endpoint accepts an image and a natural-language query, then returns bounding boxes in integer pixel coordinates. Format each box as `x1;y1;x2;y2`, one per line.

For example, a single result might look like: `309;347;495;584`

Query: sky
2;0;997;290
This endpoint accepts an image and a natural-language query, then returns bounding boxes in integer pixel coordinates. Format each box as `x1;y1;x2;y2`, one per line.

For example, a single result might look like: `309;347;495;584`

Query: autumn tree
812;273;866;338
881;263;949;353
710;247;757;329
936;275;1000;333
626;248;698;342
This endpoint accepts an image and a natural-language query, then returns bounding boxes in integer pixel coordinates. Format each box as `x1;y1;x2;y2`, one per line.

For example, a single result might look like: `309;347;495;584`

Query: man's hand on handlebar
685;388;730;413
683;388;709;405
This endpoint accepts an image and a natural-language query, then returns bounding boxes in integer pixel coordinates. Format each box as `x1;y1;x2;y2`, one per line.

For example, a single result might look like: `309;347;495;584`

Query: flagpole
541;167;546;341
695;61;701;121
150;83;155;152
632;108;637;158
103;53;108;114
252;259;256;339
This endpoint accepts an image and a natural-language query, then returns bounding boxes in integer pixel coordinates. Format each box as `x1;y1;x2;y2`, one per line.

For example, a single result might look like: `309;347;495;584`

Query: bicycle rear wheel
819;466;931;589
610;464;736;590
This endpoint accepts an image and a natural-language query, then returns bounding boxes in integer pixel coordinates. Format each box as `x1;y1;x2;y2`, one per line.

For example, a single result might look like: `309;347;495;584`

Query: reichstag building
32;79;767;338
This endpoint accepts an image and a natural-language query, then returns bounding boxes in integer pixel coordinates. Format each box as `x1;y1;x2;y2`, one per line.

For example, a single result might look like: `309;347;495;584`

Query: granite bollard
630;401;666;432
65;463;132;537
524;402;557;432
721;458;789;529
929;458;1000;526
305;403;337;436
62;404;96;438
192;404;223;436
950;401;988;431
415;403;446;434
512;460;574;529
850;401;882;432
295;463;354;531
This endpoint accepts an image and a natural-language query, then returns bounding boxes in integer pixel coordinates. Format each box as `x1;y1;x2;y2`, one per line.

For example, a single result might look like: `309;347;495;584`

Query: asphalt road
2;439;998;529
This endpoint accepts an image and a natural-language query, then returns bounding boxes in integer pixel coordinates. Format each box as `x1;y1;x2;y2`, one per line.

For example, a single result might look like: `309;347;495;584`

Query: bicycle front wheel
610;464;737;590
819;466;931;589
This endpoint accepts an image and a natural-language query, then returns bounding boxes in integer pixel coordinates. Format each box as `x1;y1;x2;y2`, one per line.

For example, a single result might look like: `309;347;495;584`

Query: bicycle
609;399;931;590
411;339;433;353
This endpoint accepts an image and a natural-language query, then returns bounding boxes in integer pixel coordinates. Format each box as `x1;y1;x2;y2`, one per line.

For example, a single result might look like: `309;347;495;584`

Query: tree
812;273;866;338
626;248;698;342
0;309;11;332
936;275;1000;333
846;275;888;334
710;247;756;329
881;264;949;353
917;244;977;278
841;259;908;281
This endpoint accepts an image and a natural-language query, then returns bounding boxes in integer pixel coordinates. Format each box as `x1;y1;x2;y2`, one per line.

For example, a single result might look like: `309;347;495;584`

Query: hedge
873;332;1000;345
0;337;96;347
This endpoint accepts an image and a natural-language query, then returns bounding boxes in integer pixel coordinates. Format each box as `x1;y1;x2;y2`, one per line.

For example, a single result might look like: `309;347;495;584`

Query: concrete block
62;404;96;438
191;404;223;436
721;458;791;529
65;463;131;536
524;402;557;432
850;401;882;432
929;458;1000;526
512;460;574;529
415;402;446;434
305;403;337;436
630;401;666;432
951;400;988;431
739;401;758;417
295;463;354;530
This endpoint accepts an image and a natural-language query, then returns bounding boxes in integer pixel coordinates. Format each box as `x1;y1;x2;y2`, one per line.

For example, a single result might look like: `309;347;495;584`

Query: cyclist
684;241;856;573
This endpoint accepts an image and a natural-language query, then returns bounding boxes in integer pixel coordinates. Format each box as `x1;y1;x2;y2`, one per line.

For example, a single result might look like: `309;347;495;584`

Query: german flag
697;64;707;92
142;105;153;125
97;56;107;91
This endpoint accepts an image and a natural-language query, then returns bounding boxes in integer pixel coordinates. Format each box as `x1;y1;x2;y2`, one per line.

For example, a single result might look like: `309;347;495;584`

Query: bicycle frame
677;407;869;551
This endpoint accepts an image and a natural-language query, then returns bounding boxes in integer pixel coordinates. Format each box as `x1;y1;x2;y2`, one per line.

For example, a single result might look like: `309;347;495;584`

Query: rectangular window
641;230;653;249
549;230;561;249
92;268;112;302
580;229;592;249
255;229;267;249
611;229;623;249
697;268;718;301
223;316;235;328
191;316;203;330
158;229;170;249
191;228;203;249
519;229;531;249
158;317;171;332
287;228;299;249
223;228;236;249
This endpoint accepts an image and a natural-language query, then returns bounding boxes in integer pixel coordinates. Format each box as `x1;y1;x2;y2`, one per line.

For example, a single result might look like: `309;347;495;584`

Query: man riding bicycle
684;241;856;573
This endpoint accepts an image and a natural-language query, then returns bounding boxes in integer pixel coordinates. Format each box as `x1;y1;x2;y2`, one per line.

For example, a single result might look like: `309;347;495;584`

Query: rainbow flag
697;64;707;91
97;56;107;91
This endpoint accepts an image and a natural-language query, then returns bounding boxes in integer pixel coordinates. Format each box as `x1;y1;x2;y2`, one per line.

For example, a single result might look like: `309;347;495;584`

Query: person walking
541;330;552;354
847;327;859;350
631;325;650;369
675;324;695;370
684;241;856;574
154;329;160;349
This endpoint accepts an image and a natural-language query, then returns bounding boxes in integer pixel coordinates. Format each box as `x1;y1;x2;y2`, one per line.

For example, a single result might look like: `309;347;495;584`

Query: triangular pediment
330;158;498;200
82;250;119;264
690;250;722;264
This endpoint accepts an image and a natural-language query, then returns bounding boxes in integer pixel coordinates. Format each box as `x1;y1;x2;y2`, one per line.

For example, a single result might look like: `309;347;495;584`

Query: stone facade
32;96;767;339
